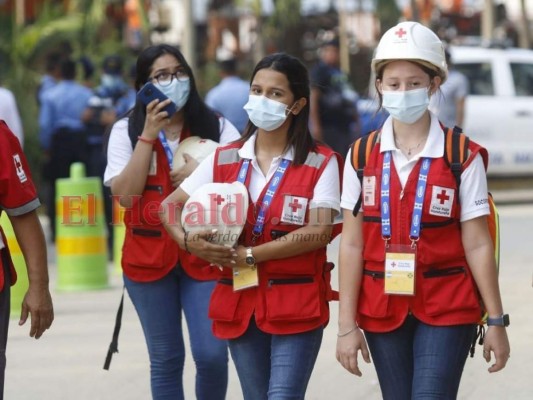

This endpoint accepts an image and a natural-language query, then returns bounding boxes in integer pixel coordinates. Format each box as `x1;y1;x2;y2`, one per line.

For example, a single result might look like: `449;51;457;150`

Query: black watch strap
487;314;510;327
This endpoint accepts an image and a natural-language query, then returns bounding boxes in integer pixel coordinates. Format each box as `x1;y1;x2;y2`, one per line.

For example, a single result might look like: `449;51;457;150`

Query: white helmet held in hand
372;21;447;82
182;181;249;247
172;136;221;172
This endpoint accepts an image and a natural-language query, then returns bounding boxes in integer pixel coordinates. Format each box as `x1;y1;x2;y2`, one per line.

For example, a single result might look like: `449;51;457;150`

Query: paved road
5;205;533;399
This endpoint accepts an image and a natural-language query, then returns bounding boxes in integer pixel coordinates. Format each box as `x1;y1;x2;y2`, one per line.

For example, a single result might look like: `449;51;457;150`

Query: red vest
0;228;17;289
357;140;484;332
207;142;341;339
121;138;217;282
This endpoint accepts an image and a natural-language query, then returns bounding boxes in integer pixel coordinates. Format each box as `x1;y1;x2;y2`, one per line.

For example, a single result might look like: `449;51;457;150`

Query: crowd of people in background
0;18;511;400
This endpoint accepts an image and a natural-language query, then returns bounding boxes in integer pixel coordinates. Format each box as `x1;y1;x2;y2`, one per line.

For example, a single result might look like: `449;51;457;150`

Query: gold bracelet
337;326;357;337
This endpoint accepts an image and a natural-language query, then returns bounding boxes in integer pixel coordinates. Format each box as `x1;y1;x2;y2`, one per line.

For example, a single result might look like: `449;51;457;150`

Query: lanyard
237;158;290;239
381;151;431;244
158;131;174;168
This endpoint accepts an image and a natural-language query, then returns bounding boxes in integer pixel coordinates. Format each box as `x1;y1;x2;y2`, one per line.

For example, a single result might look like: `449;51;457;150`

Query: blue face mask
382;87;430;124
243;95;293;132
155;78;190;112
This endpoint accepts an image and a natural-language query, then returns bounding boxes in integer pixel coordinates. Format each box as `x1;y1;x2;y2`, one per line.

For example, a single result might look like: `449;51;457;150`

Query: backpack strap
350;130;379;216
443;126;469;203
103;287;125;370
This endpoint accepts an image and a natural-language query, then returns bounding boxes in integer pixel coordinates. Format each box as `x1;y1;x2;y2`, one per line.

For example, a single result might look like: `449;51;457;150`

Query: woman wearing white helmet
162;53;342;399
336;21;510;399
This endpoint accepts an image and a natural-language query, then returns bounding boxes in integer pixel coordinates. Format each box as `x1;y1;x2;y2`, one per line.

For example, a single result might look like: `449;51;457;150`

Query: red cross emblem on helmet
395;28;407;39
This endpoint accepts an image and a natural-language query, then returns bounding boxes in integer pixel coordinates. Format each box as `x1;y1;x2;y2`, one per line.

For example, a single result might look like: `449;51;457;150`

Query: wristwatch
245;247;256;266
487;314;510;327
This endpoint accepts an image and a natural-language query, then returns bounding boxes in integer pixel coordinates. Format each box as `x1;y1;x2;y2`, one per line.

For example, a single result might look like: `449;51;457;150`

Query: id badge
233;264;259;291
384;244;416;296
362;176;376;207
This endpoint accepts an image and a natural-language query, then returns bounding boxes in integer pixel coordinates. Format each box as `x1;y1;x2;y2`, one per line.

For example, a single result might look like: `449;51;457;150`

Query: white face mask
155;78;190;112
382;87;430;124
243;95;294;131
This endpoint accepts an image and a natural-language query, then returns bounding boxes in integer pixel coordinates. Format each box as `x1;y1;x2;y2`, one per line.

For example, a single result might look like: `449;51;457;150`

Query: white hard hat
172;136;221;172
372;21;447;82
182;181;249;247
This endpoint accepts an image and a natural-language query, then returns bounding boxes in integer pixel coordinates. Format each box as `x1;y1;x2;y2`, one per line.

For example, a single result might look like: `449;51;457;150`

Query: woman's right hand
336;327;371;377
184;229;237;267
142;98;174;140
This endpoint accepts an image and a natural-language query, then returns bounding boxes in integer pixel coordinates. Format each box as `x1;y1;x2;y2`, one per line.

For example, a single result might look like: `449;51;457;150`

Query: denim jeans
228;318;323;400
0;251;11;399
364;315;476;400
124;267;228;400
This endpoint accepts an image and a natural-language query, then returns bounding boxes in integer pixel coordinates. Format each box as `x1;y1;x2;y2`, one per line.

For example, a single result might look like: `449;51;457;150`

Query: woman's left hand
171;153;199;187
482;326;510;372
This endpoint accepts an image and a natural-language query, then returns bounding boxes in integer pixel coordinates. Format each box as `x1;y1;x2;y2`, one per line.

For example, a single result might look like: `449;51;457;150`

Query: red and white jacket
208;142;341;339
357;140;485;332
0;122;41;290
121;134;218;282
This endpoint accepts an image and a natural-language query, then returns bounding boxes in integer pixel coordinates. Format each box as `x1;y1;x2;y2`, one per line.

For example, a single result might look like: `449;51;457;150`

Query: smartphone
137;82;177;116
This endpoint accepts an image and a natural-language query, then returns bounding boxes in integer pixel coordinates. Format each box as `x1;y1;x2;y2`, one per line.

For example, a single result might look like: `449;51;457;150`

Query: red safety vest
357;141;484;332
121;134;218;282
0;122;40;290
208;142;341;339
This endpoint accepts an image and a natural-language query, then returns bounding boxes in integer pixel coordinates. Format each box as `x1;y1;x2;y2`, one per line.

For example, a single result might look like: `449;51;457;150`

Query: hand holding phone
137;82;177;116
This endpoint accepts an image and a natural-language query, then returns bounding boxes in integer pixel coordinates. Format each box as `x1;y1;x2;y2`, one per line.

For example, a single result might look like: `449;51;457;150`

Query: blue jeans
124;267;228;400
228;318;323;400
364;315;476;400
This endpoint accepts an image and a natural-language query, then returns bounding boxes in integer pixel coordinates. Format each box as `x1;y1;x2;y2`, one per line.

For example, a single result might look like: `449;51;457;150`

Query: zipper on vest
363;269;384;280
423;266;466;278
400;189;404;200
145;184;163;195
218;278;233;285
267;277;314;287
420;219;456;229
132;228;162;237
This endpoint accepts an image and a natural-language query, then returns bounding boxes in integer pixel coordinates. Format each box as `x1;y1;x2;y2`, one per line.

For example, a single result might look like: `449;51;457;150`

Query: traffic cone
55;163;109;291
0;213;29;316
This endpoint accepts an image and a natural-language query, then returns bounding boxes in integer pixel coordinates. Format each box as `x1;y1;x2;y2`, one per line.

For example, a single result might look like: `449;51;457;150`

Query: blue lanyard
158;131;174;168
237;158;291;239
381;152;431;244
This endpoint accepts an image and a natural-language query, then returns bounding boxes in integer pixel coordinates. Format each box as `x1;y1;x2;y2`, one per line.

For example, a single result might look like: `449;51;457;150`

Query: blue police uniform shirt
38;80;93;150
205;76;249;134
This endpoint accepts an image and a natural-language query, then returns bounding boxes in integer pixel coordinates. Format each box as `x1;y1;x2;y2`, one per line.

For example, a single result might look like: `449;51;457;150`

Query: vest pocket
421;266;480;316
358;268;389;318
265;277;321;321
122;228;165;268
208;280;241;322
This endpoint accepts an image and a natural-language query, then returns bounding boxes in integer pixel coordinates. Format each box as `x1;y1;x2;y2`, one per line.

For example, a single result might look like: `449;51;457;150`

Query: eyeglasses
150;68;189;86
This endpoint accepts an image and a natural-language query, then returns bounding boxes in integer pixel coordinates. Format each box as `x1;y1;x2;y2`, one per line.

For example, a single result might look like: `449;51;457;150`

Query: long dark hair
239;53;315;165
124;44;220;146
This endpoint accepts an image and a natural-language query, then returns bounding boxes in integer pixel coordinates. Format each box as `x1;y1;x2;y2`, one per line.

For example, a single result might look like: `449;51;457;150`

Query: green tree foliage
376;0;401;34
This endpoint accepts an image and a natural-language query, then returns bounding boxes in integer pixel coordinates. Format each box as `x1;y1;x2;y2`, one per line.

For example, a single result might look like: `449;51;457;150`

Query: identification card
384;244;416;295
362;176;376;207
233;264;259;291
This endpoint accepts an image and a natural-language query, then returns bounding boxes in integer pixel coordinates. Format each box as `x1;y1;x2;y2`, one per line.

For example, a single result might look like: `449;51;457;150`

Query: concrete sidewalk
5;207;533;399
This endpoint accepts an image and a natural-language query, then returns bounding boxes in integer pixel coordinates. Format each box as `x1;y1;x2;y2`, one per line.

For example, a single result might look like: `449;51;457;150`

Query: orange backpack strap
350;131;380;216
443;126;469;201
